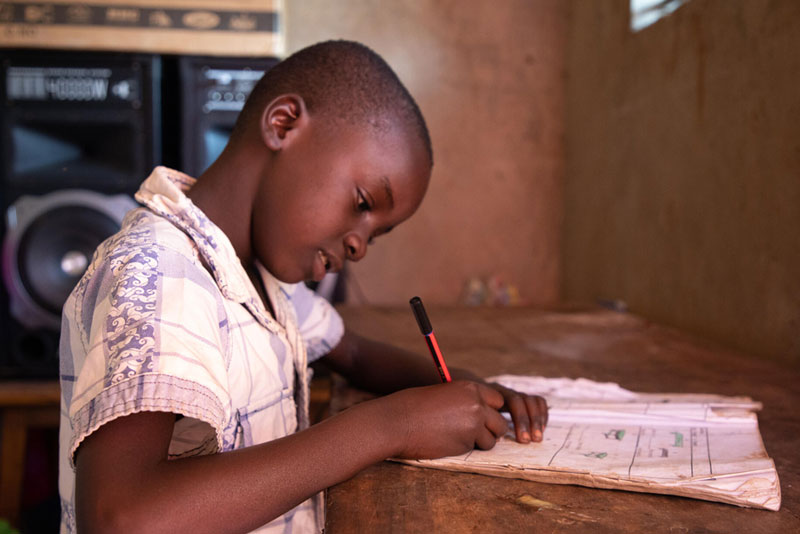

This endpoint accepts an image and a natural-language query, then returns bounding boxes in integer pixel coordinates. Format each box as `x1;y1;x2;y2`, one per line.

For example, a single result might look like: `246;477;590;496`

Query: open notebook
394;375;781;511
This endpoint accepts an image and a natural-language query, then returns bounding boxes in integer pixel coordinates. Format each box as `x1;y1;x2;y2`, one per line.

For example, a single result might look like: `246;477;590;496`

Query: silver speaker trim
2;189;138;330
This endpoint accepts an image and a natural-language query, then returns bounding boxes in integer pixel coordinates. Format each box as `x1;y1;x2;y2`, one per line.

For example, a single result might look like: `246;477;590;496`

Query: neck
186;145;262;265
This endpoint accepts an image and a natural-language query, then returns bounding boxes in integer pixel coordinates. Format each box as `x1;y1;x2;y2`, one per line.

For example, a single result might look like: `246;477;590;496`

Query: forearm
323;331;440;393
77;401;402;534
323;330;485;394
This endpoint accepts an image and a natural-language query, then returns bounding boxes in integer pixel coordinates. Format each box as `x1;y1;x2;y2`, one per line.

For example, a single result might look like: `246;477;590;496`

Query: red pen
410;296;452;383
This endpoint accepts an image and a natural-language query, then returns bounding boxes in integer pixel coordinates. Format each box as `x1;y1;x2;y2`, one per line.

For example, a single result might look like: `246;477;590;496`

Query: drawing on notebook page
395;375;781;511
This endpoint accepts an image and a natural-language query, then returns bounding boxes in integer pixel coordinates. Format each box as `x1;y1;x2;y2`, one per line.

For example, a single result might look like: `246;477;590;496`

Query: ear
259;94;307;151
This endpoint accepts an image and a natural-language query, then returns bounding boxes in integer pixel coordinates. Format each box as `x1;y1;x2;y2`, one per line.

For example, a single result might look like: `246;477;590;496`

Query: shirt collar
134;166;283;330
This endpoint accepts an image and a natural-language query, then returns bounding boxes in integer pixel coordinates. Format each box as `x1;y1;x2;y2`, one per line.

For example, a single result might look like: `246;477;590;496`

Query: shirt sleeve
281;282;345;362
64;236;232;467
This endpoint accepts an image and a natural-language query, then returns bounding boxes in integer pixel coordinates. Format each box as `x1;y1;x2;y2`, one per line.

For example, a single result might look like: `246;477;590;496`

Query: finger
485;407;509;439
539;396;549;427
475;427;498;451
479;384;505;410
506;395;531;443
525;396;543;442
525;395;547;442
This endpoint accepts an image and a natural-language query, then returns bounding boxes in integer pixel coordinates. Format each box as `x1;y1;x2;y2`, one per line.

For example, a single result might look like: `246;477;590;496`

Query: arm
320;328;443;393
75;380;507;534
321;328;549;443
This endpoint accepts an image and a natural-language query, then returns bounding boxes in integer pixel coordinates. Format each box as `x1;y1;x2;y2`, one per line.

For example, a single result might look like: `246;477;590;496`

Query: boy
59;41;548;533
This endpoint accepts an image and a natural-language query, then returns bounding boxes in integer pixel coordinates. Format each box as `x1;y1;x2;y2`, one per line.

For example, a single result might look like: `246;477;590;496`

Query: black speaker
0;49;160;377
177;55;278;177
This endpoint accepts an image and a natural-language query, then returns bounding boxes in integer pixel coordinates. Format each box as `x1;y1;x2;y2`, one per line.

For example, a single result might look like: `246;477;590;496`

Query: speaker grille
3;190;136;332
18;205;119;315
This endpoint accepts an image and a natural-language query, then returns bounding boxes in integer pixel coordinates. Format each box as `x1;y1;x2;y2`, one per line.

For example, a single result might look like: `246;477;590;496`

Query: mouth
318;249;332;272
313;248;340;282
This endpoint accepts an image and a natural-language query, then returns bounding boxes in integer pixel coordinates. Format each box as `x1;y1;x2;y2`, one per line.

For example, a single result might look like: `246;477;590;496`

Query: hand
381;381;508;460
488;383;548;443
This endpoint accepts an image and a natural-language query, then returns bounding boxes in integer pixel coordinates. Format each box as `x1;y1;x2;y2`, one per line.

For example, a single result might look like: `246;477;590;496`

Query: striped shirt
59;166;344;533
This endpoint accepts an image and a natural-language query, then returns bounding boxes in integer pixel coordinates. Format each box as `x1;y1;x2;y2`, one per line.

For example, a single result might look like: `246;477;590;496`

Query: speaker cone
2;190;137;330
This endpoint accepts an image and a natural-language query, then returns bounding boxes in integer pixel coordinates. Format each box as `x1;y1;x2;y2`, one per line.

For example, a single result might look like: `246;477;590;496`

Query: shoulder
104;207;203;261
67;208;217;328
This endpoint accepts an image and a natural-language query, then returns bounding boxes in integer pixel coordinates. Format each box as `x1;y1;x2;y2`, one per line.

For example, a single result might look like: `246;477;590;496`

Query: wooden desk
326;307;800;533
0;380;60;528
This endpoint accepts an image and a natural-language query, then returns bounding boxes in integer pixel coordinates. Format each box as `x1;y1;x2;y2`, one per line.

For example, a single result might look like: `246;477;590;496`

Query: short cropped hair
231;40;433;166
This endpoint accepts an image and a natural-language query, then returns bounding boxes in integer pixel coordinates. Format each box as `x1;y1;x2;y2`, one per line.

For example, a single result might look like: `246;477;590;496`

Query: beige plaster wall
563;0;800;362
286;0;566;306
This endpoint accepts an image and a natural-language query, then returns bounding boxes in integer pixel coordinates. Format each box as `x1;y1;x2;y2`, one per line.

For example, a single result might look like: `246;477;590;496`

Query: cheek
252;202;313;268
292;192;350;241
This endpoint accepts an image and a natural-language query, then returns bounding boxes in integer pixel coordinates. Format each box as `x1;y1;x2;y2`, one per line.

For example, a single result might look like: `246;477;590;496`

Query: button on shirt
59;166;344;533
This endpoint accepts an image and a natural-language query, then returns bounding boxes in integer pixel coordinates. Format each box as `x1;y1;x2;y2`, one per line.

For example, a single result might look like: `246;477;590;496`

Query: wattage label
6;66;138;103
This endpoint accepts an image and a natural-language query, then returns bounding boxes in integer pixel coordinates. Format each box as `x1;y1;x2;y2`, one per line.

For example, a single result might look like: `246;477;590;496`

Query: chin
274;271;306;284
261;260;304;285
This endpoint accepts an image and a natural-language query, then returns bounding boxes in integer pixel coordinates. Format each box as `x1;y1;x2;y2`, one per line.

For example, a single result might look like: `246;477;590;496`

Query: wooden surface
326;306;800;533
0;380;60;528
0;380;60;406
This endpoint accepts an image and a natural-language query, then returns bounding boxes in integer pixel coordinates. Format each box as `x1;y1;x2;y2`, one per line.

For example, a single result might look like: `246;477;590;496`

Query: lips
313;249;336;282
318;249;331;271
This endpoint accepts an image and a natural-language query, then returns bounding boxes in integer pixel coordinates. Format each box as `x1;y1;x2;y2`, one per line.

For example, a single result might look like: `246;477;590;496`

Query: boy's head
228;40;433;284
231;40;432;166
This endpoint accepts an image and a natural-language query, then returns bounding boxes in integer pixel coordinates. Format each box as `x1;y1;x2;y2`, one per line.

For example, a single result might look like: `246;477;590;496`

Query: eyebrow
381;176;395;209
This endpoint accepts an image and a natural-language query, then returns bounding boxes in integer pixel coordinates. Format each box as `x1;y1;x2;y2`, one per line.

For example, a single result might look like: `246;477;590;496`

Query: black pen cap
409;296;432;335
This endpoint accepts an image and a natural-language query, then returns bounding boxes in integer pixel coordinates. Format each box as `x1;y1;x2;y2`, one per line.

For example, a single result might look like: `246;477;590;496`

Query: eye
356;189;371;213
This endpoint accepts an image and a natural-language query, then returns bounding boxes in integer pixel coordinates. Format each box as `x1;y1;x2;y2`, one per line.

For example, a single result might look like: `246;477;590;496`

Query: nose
344;231;368;262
